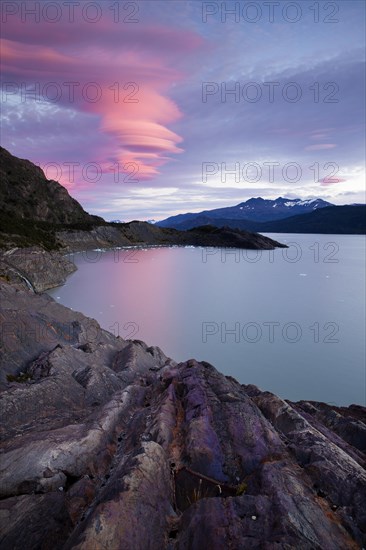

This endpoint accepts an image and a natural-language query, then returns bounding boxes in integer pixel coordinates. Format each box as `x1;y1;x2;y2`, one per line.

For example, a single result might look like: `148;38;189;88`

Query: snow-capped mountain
157;197;333;228
230;197;333;221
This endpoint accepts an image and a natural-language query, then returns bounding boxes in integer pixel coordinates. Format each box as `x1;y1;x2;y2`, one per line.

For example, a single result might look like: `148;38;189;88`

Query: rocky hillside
0;282;365;549
0;147;103;226
0;147;286;252
55;223;287;253
0;146;106;250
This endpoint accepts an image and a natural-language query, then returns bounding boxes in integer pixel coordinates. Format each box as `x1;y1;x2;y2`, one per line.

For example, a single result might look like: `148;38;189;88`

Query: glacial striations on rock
0;281;365;549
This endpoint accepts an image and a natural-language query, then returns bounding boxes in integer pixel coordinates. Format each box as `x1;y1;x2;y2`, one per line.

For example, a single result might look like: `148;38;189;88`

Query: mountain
0;148;286;252
157;197;365;235
160;206;366;235
0;146;106;249
157;197;333;228
253;206;366;234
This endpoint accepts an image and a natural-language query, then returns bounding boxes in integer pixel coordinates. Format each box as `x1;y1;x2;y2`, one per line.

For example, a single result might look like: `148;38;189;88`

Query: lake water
48;234;366;406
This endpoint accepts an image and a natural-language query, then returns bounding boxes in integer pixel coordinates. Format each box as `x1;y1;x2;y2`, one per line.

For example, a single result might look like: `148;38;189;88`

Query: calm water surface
48;234;365;406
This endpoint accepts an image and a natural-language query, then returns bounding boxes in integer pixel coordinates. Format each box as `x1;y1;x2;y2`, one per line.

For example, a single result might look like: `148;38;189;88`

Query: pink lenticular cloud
1;17;203;179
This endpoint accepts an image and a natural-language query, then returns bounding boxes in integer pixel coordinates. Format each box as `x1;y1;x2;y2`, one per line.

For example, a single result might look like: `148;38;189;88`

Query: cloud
319;177;347;186
0;14;203;179
0;1;364;219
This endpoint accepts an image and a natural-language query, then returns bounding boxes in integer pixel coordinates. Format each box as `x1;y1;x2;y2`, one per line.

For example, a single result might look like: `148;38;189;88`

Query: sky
1;0;365;221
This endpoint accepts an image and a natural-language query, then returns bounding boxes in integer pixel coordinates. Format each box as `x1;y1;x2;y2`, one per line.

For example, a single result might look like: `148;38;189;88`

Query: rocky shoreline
0;270;365;548
0;219;287;294
0;142;365;547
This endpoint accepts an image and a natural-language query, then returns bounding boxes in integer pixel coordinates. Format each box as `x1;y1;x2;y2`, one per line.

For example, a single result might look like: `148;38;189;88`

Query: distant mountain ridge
157;197;333;228
171;206;365;235
157;197;366;234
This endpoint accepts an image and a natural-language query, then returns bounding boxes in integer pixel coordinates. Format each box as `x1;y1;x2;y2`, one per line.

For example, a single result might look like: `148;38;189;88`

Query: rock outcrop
0;247;76;292
0;282;365;549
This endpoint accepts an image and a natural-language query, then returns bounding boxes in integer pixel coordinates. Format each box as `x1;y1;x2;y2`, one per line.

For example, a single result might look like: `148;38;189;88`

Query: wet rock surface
0;247;76;292
0;283;365;549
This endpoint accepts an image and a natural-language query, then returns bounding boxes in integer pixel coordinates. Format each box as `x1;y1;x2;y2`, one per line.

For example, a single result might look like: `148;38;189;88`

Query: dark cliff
0;147;103;226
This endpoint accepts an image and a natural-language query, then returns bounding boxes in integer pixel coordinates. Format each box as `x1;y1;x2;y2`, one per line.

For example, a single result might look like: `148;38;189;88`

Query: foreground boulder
0;282;365;549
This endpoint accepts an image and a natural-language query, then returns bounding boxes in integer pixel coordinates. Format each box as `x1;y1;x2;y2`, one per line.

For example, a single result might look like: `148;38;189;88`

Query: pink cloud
0;17;203;180
309;128;336;141
1;15;203;55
